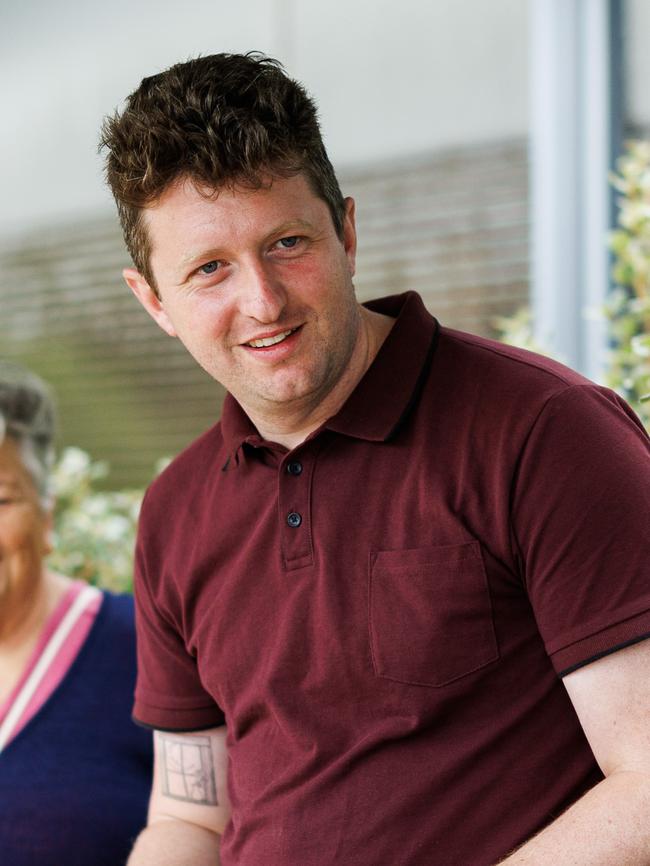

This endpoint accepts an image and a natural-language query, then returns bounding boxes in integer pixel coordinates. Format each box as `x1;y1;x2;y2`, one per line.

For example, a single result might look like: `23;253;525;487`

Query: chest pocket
369;542;499;687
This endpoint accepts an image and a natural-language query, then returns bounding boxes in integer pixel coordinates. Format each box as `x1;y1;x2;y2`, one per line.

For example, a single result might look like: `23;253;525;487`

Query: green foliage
495;139;650;430
48;447;144;593
605;140;650;426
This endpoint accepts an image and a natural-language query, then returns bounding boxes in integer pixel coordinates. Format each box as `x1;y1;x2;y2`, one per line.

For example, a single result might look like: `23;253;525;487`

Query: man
101;53;650;866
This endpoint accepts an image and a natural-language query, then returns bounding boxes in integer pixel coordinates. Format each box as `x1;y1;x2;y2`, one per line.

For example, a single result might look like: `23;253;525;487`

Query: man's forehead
142;172;327;250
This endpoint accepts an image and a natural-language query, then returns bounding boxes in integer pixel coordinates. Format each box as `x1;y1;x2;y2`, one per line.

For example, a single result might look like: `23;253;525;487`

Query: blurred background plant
48;447;154;593
606;139;650;427
496;138;650;431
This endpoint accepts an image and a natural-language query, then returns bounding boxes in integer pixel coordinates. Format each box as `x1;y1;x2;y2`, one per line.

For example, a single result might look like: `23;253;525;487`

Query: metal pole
530;0;618;380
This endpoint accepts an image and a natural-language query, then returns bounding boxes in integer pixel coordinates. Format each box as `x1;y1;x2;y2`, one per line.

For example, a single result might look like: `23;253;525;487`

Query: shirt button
286;461;303;476
287;511;302;528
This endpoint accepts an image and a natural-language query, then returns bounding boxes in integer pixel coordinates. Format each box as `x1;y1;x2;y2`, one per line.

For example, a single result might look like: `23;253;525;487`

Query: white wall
0;0;529;237
0;0;280;236
292;0;529;165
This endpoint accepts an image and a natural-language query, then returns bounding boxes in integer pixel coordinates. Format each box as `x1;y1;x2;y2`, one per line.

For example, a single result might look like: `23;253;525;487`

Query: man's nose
239;260;288;323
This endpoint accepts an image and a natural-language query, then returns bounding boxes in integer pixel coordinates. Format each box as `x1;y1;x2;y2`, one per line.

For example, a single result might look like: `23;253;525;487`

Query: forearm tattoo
158;733;218;805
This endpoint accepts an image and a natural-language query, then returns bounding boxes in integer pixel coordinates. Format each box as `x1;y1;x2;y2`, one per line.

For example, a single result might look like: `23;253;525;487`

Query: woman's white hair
0;361;56;509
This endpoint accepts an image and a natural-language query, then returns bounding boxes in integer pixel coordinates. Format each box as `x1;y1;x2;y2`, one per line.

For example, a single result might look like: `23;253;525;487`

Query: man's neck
247;308;395;451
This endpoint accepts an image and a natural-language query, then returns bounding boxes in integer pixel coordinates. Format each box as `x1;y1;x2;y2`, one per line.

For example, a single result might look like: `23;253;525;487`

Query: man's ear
123;268;178;337
342;196;357;277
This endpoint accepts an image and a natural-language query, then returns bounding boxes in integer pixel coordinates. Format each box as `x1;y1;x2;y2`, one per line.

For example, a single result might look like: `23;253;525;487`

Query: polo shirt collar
324;291;438;440
220;291;438;457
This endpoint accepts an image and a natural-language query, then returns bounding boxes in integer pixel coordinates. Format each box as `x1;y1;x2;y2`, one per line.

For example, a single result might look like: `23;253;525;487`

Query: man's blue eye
278;237;299;248
200;261;220;274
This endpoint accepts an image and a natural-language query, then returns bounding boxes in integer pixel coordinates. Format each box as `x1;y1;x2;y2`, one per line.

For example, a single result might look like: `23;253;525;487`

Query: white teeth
247;329;295;348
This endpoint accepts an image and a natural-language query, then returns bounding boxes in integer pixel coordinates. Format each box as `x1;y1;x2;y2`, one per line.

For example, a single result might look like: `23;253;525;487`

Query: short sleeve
132;488;225;731
511;384;650;675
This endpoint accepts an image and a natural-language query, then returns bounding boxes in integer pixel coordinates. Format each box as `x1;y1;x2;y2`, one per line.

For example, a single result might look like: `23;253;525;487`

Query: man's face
125;173;361;421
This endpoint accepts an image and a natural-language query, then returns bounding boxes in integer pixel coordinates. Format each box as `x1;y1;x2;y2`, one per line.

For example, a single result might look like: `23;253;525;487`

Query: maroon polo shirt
134;291;650;866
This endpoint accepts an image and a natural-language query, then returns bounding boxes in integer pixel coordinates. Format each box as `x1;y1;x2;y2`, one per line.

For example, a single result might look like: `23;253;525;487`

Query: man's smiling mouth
246;327;299;349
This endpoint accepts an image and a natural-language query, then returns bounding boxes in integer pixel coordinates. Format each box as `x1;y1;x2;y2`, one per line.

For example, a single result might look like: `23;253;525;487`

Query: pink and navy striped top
0;580;102;747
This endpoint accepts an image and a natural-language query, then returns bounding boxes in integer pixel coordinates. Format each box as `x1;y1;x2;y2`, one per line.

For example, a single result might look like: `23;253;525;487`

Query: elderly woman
0;361;152;865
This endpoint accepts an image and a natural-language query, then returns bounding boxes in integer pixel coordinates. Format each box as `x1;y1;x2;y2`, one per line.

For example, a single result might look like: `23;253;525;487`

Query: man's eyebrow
177;219;319;271
178;247;226;269
268;218;317;237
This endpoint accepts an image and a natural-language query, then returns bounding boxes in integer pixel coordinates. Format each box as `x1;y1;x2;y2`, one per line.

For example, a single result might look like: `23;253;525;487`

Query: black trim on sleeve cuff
558;630;650;677
132;715;225;733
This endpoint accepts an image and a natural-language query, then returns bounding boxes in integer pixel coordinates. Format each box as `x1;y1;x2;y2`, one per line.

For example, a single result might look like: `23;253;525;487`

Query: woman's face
0;437;50;629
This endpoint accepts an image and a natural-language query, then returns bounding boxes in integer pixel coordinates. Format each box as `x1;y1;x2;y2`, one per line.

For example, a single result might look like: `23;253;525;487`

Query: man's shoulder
142;420;226;514
437;326;587;392
433;324;648;444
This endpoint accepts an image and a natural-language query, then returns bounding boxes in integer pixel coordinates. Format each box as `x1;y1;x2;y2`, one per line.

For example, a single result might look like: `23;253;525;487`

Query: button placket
279;452;313;569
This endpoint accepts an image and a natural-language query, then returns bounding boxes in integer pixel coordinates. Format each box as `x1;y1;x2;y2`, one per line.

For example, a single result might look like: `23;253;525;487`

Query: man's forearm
127;819;221;866
497;771;650;865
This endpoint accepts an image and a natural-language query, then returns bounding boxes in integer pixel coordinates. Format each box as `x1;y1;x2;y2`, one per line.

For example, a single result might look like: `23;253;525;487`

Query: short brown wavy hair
100;52;346;291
